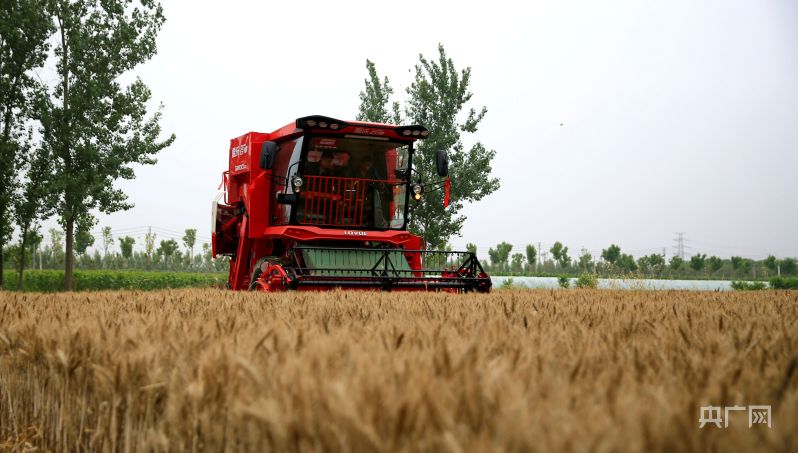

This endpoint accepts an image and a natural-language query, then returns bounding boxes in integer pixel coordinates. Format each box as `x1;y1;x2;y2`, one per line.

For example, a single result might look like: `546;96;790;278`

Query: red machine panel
227;132;269;205
229;132;270;177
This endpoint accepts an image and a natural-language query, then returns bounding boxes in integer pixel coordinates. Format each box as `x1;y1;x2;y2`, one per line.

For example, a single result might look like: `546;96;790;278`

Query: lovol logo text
231;144;248;158
344;230;367;236
353;127;385;136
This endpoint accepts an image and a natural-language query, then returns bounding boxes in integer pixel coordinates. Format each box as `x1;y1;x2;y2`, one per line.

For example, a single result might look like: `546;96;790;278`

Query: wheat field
0;289;796;452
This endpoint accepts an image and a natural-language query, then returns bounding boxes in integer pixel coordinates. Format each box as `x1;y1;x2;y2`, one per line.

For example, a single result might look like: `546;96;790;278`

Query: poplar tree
526;244;538;270
404;45;498;249
357;45;499;249
0;0;51;288
356;60;400;124
182;228;196;262
42;0;175;290
12;147;56;289
118;236;135;259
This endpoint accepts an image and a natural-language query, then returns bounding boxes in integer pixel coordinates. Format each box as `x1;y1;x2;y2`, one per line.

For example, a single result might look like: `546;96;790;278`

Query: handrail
297;175;405;228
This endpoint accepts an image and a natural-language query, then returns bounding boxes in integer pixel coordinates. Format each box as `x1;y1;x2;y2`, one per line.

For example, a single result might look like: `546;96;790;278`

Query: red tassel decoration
443;177;451;208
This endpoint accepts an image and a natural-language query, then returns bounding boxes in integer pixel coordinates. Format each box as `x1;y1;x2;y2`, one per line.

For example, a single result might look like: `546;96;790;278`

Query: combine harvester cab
212;115;491;293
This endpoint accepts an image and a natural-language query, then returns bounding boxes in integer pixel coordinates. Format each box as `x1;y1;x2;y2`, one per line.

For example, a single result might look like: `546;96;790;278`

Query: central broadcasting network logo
699;405;772;428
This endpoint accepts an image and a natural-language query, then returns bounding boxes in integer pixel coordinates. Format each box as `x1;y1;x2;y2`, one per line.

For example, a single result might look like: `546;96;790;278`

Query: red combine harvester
212;115;491;292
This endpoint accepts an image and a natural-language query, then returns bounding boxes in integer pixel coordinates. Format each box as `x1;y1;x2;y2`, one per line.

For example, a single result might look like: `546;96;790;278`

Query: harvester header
212;115;491;292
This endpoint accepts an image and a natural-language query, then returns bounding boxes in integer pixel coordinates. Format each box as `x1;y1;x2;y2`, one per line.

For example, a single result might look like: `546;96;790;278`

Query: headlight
292;176;304;191
411;183;423;201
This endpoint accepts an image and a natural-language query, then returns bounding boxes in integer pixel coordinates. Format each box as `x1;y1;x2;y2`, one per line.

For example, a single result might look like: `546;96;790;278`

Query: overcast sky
44;0;798;260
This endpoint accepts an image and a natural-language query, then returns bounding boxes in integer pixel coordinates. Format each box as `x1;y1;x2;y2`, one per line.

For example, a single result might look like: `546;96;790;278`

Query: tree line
475;241;796;280
0;0;174;290
2;226;229;275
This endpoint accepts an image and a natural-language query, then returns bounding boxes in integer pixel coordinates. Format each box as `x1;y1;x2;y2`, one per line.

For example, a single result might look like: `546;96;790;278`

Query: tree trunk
59;10;74;292
16;226;28;291
65;216;74;290
1;103;14;290
29;240;35;270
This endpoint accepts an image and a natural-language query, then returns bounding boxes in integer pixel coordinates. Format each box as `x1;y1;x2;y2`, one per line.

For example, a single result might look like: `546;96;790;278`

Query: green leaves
157;239;179;258
781;258;796;275
764;255;777;271
689;254;707;272
404;46;499;248
74;229;95;255
616;254;637;272
182;228;197;262
601;244;621;265
511;253;525;274
357;60;395;124
118;236;135;259
356;45;499;249
550;241;570;268
39;0;175;289
2;269;225;291
526;245;538;269
639;253;665;275
578;251;594;271
0;0;53;287
488;241;513;270
708;256;723;273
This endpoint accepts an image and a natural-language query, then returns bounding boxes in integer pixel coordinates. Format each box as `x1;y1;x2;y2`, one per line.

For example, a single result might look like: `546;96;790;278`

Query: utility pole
538;242;542;267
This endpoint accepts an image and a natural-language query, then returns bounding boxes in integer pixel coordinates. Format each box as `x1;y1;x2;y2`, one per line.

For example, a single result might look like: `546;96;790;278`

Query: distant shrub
769;276;798;290
575;274;598;289
2;270;226;292
730;281;767;291
499;278;516;289
558;275;570;289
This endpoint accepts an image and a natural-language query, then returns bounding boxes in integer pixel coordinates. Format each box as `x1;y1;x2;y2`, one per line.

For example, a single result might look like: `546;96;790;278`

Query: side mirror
260;141;278;170
435;149;449;177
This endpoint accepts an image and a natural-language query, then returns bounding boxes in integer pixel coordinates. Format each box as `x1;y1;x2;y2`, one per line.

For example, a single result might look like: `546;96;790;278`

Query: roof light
421;130;429;137
402;130;412;136
296;116;351;130
412;130;420;136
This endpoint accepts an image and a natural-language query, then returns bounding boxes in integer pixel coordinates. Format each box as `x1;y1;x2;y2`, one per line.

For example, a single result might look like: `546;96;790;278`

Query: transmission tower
673;232;687;259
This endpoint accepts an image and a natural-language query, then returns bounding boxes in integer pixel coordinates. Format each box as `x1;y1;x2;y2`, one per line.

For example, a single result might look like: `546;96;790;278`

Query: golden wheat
0;289;796;452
